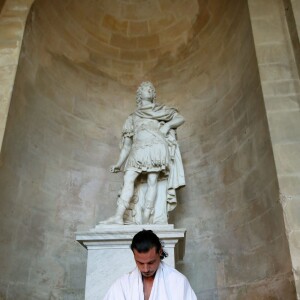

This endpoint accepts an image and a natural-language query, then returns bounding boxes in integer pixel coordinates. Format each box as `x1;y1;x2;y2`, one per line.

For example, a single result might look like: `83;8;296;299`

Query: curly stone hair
136;81;156;106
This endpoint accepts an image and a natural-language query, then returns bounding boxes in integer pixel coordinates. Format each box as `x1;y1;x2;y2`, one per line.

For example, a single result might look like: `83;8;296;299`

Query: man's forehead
133;247;160;261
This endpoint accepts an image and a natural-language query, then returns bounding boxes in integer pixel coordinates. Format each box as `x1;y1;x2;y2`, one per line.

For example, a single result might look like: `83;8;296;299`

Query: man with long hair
103;230;197;300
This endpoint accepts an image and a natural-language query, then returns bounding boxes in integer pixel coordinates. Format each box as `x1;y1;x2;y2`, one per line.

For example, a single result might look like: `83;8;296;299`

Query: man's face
133;247;161;278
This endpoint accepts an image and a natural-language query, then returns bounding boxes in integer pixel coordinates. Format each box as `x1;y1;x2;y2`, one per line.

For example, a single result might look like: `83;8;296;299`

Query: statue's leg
143;172;159;223
120;170;140;205
99;170;139;224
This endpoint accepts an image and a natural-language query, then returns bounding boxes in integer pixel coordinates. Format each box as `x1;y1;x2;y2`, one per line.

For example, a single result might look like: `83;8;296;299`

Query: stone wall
0;0;34;155
291;0;300;42
248;0;300;297
0;0;297;299
0;0;6;12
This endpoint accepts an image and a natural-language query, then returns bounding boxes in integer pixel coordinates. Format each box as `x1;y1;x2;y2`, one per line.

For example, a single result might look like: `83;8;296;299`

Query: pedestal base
76;224;186;300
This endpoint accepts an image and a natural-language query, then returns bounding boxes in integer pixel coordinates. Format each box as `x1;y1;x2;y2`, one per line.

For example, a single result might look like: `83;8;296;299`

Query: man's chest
143;279;154;300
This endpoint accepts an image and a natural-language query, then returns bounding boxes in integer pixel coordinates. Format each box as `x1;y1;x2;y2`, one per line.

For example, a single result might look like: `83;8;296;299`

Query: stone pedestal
76;224;186;300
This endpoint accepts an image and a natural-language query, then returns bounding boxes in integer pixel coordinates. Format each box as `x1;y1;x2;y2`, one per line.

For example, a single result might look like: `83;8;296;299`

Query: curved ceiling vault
34;0;208;85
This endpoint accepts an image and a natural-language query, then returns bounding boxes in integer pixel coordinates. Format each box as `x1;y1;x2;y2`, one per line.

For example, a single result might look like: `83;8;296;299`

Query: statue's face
140;84;154;101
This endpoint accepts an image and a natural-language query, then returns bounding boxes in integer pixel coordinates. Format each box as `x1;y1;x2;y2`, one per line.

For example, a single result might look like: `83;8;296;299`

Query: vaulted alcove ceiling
34;0;208;84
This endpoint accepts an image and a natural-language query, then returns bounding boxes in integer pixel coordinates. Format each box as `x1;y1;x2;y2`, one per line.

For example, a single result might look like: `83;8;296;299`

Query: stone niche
0;0;297;299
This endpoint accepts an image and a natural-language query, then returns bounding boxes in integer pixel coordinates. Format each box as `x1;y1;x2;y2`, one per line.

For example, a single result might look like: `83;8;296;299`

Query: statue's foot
99;215;124;225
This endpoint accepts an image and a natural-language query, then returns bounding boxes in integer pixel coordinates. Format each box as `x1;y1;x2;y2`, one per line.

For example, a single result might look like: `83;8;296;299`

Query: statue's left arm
160;113;185;136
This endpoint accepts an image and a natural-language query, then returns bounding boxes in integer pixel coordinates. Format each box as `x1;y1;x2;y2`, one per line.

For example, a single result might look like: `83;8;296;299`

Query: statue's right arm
110;137;132;173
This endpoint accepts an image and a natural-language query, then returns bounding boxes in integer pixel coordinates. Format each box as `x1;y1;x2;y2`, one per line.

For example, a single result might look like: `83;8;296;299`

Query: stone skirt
124;138;169;173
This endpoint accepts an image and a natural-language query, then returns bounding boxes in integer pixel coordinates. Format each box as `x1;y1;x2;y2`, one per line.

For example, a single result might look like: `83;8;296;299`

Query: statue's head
136;81;156;106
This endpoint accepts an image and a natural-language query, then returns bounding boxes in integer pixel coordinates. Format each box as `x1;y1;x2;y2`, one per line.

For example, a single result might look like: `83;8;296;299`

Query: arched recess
0;0;297;298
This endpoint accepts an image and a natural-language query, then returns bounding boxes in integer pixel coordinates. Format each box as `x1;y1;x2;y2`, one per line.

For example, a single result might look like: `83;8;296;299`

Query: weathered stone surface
249;0;300;297
275;143;300;174
0;0;298;299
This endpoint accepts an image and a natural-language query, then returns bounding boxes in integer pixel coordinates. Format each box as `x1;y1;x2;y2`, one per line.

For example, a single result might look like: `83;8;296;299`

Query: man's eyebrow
135;259;156;264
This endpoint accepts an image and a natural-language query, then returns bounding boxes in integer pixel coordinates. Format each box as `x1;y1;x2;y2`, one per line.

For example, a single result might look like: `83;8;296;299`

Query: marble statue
101;81;185;225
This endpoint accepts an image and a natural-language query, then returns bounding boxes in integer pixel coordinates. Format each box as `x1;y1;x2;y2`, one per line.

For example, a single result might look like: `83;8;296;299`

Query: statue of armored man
100;81;185;225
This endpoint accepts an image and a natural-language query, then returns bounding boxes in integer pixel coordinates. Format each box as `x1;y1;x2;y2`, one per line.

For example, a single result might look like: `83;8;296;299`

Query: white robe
103;262;197;300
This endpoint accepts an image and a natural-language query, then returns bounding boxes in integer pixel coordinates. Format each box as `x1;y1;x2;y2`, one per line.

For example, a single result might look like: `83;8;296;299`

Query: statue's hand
110;165;121;173
160;123;170;137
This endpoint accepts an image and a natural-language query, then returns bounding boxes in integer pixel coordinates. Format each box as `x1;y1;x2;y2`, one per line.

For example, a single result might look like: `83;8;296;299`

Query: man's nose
143;264;149;272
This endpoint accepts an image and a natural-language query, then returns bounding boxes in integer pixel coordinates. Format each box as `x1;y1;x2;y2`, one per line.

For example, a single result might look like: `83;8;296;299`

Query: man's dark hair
130;230;168;260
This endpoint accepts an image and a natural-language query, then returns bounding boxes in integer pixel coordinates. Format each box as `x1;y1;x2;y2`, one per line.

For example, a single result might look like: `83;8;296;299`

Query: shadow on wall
0;0;5;13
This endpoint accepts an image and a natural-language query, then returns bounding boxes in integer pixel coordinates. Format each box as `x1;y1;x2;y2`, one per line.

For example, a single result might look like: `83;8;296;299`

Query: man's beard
142;270;156;278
